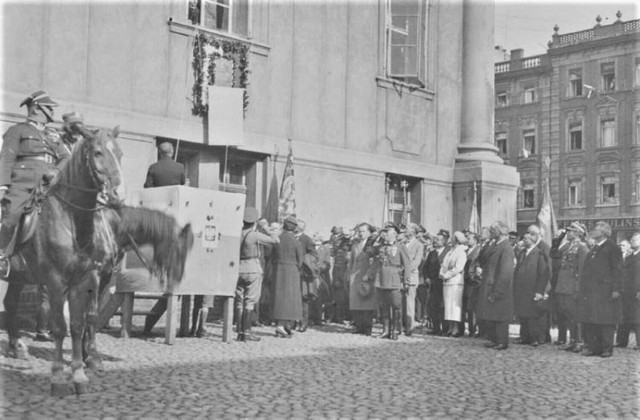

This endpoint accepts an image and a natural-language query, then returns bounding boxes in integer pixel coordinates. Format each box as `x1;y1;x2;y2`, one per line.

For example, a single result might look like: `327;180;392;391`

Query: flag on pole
537;176;558;247
469;181;480;234
278;141;296;222
264;156;280;223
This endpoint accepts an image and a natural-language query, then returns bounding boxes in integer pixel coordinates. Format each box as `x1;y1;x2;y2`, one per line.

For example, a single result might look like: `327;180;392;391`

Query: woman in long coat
271;216;304;338
348;223;377;335
439;231;468;337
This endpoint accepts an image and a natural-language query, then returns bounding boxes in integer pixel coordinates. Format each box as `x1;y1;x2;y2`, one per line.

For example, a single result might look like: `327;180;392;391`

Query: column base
452;160;520;232
456;143;503;164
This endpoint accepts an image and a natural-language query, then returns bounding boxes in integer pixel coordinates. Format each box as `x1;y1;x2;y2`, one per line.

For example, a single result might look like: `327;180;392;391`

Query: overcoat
577;239;622;325
271;231;304;321
476;239;515;322
621;251;640;324
297;233;318;298
513;247;549;318
143;156;185;188
348;238;377;311
463;244;482;308
422;246;450;309
367;243;411;290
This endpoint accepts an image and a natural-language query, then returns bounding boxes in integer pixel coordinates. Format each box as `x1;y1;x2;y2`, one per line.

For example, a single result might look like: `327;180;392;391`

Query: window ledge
168;18;271;57
517;207;537;211
562;206;587;210
376;77;435;100
595;203;619;208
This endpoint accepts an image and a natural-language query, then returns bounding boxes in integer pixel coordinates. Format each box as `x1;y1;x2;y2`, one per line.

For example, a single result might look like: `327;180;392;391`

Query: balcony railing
495;54;548;74
550;18;640;49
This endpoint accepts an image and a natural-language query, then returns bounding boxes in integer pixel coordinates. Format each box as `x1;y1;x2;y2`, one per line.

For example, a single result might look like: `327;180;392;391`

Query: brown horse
3;127;193;396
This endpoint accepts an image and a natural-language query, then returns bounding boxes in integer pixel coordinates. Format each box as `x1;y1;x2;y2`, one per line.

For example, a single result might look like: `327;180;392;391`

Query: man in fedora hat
235;207;279;341
0;90;70;279
143;141;186;188
61;111;85;152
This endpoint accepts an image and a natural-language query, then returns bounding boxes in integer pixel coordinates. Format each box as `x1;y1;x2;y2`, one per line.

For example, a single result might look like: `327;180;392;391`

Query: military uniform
367;240;411;340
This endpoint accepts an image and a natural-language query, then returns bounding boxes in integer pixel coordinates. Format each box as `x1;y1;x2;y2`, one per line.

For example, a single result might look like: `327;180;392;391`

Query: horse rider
0;90;71;279
61;111;85;152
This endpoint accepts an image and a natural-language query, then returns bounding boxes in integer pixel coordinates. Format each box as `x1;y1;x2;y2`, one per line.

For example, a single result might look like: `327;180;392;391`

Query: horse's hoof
74;382;90;395
7;341;28;360
84;357;104;371
51;382;71;397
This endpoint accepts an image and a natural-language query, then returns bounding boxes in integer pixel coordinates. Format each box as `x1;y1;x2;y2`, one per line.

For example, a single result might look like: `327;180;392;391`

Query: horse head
79;126;126;208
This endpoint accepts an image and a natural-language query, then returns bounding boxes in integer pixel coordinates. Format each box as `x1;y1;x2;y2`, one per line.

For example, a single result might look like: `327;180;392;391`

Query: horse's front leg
83;272;103;371
69;286;91;394
3;279;27;359
47;277;71;397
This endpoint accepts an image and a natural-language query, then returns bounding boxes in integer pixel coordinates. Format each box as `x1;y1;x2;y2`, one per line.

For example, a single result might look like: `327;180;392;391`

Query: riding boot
236;308;245;341
391;310;401;340
0;223;16;279
376;318;390;339
243;308;261;342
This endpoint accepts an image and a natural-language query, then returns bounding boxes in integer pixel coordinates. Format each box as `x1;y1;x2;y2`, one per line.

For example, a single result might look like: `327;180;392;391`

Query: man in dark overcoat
463;232;481;337
295;219;318;332
143;141;185;188
513;231;550;346
527;224;553;343
577;221;623;357
616;232;640;349
477;221;515;350
423;229;450;335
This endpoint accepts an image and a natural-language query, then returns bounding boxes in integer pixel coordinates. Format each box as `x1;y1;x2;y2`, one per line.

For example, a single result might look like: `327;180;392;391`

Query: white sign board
207;85;244;146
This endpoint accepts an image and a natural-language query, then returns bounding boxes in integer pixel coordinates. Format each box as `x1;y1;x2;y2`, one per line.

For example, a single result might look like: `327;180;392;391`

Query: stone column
453;0;519;231
456;0;501;163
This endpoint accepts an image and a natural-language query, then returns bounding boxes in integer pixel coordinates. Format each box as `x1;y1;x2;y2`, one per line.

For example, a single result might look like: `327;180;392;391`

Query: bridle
54;133;120;212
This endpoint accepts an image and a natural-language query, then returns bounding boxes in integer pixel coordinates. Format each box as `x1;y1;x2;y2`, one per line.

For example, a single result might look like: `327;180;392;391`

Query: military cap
20;90;58;108
243;207;260;224
382;221;400;232
566;221;587;236
508;231;519;239
62;111;84;125
437;229;450;239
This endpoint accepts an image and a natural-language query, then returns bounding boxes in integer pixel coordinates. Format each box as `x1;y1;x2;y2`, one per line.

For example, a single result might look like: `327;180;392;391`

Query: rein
52;191;108;212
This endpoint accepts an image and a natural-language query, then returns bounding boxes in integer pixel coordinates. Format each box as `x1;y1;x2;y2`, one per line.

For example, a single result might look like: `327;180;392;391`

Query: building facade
495;14;640;242
1;0;517;237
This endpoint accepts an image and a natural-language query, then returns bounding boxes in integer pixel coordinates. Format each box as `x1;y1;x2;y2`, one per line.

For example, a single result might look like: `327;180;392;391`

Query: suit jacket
405;238;425;286
577;239;623;325
476;238;515;322
144;156;186;188
621;251;640;324
513;246;550;317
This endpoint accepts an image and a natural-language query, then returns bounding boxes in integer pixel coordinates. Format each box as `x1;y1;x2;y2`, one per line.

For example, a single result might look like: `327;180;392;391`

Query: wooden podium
114;186;245;344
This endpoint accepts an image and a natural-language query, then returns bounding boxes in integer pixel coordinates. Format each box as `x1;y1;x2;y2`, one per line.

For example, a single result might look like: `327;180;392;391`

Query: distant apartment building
495;13;640;241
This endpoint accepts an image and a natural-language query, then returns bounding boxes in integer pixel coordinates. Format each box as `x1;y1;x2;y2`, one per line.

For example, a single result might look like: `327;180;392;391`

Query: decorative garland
192;33;250;118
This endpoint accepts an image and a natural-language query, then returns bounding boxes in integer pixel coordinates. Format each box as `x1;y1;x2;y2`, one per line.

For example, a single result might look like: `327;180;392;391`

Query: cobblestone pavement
1;321;639;419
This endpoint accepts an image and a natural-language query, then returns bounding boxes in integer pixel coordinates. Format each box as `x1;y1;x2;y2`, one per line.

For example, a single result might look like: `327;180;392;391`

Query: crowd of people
237;211;640;358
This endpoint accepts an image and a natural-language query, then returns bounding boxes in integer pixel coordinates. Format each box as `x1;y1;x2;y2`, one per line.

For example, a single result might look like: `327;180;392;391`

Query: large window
521;182;535;209
522;129;536;156
600;174;618;205
385;0;428;87
496;91;508;107
189;0;250;37
635;58;640;88
636;113;640;145
567;178;582;207
385;174;422;225
569;69;583;97
600;116;616;148
523;86;536;104
634;172;640;204
569;121;583;150
495;132;507;158
601;62;615;92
